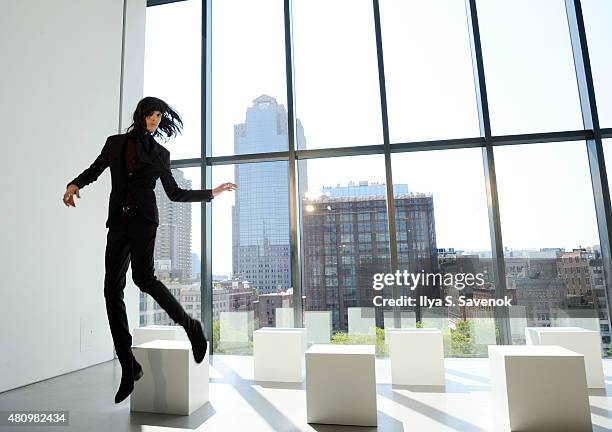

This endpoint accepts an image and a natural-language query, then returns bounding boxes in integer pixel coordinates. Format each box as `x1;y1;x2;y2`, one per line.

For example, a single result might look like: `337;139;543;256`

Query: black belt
122;204;138;213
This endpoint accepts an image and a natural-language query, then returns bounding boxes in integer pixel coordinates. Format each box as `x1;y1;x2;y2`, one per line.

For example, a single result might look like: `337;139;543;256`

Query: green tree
212;319;221;353
330;327;387;356
449;320;476;357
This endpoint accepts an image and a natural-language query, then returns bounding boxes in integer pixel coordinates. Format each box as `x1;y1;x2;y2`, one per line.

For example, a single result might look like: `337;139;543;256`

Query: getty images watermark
371;270;513;307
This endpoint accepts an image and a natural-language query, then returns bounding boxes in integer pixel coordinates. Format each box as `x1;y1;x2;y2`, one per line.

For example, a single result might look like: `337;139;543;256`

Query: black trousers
104;207;190;360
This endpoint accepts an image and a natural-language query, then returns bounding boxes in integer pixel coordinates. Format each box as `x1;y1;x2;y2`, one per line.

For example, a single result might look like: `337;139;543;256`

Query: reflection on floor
0;356;611;431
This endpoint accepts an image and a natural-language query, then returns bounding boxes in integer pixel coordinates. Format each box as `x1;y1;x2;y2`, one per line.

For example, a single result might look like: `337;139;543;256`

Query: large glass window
292;0;382;149
379;0;480;142
582;0;612;127
212;161;291;354
144;1;202;159
299;156;390;353
495;141;609;354
211;0;287;156
145;0;612;359
391;148;495;357
477;0;583;135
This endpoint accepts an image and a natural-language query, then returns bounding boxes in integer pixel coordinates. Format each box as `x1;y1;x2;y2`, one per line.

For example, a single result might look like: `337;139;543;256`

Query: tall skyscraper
154;168;194;281
232;95;307;294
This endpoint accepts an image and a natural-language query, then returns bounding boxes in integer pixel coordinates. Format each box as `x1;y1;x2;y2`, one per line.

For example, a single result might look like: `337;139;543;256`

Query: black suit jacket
67;133;214;228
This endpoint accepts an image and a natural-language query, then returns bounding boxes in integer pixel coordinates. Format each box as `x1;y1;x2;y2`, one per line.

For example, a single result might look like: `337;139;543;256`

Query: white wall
0;0;146;393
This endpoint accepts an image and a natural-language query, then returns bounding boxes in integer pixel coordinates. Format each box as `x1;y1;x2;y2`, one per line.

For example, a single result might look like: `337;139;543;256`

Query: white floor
147;356;612;431
1;356;612;431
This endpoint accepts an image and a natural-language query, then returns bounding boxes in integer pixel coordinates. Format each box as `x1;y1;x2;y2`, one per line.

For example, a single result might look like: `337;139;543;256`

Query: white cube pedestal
131;340;209;415
253;327;307;382
133;325;188;345
525;326;604;388
488;345;591;432
306;344;377;427
389;328;444;386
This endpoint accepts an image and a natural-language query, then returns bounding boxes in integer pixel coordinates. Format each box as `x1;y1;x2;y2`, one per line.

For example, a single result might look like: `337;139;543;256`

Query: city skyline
142;0;612;357
140;83;611;353
144;1;612;277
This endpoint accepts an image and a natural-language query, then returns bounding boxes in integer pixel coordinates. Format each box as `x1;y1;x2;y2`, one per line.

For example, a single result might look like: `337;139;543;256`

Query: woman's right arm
66;136;111;190
63;137;111;207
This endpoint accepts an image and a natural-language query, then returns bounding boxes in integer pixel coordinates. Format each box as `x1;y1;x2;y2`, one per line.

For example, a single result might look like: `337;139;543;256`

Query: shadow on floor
129;402;216;430
209;356;307;431
378;386;482;432
444;369;491;386
308;410;404;432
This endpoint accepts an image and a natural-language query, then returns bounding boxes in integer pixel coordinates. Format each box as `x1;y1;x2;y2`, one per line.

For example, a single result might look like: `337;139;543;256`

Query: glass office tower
232;95;307;295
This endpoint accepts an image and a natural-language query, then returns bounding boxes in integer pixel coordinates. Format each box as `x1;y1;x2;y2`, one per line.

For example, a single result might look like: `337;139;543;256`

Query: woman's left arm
159;151;237;202
159;151;214;202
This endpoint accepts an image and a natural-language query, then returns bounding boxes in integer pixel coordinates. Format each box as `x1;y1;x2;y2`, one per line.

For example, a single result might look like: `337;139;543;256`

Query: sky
144;0;612;276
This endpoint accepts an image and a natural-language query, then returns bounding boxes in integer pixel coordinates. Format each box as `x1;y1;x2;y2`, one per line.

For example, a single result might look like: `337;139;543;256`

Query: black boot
114;356;135;404
184;318;207;364
133;355;143;381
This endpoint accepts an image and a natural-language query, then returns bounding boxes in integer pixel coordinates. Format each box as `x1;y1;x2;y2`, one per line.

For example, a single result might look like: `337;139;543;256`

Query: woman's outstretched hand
212;182;238;197
63;184;80;207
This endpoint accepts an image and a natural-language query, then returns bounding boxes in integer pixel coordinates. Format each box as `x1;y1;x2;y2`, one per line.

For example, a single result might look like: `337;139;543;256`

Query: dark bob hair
125;96;183;141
